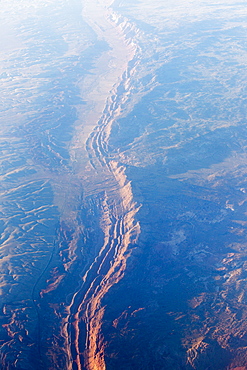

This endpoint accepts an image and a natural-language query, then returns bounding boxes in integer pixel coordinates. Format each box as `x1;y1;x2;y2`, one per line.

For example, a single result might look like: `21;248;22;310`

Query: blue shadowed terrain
1;0;247;369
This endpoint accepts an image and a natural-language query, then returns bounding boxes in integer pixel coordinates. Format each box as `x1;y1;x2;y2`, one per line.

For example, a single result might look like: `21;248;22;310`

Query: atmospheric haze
1;0;247;369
